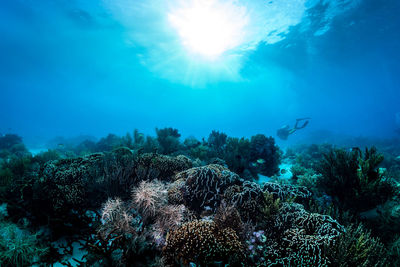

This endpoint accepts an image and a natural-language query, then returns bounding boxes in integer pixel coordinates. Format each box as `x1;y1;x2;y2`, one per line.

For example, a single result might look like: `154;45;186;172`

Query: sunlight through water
103;0;362;86
168;0;248;59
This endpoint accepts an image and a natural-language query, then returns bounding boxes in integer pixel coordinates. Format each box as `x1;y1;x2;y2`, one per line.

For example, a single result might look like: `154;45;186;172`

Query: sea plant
327;223;389;266
0;221;48;266
317;147;396;212
155;127;182;155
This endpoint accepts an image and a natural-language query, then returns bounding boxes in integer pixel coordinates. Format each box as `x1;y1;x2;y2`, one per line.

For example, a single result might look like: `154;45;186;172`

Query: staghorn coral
134;153;192;182
175;164;241;212
162;220;244;267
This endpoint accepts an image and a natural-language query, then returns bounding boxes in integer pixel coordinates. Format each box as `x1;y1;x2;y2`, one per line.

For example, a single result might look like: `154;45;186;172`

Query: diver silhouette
277;118;310;140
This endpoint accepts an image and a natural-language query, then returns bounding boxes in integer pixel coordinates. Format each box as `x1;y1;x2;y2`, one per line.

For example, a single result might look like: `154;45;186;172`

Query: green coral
156;127;182;155
317;147;396;212
0;222;48;266
328;223;389;267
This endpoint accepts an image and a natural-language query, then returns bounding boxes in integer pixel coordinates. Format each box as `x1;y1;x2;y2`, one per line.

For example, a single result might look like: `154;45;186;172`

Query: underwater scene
1;0;400;266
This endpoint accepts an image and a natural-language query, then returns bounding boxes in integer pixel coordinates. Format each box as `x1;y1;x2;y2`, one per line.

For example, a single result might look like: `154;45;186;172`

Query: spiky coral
131;180;167;220
152;204;186;248
99;198;136;239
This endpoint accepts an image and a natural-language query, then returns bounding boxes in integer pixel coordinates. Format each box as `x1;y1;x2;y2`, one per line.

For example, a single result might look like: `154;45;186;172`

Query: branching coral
162;220;244;267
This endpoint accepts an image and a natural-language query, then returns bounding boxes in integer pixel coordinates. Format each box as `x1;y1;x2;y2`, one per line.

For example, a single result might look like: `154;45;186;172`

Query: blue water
1;0;399;146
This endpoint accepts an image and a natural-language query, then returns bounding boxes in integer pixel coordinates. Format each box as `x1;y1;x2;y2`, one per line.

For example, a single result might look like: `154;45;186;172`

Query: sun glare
168;0;248;59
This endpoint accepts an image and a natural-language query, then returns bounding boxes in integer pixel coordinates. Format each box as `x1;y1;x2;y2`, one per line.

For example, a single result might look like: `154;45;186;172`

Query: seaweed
317;147;396;212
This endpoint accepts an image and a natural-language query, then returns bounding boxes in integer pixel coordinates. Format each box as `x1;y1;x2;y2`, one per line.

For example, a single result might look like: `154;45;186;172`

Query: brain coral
262;182;312;204
134;153;192;182
174;164;241;212
37;153;104;212
162;220;243;266
261;203;345;266
224;181;266;223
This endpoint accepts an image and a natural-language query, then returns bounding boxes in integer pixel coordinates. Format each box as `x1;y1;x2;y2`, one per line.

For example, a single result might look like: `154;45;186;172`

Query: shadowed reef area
1;129;400;266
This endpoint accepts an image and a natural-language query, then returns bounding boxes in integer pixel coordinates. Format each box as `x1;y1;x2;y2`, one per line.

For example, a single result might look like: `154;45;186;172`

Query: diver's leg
296;120;309;130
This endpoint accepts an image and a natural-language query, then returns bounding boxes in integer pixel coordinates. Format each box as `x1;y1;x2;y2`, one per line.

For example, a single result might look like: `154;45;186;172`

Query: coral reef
175;164;241;212
162;220;244;266
1;130;399;266
317;147;396;212
327;223;389;266
36;153;104;213
156;127;182;155
131;180;167;220
134;153;192;182
0;221;48;266
262;182;312;204
247;202;344;266
224;181;266;223
249;134;282;177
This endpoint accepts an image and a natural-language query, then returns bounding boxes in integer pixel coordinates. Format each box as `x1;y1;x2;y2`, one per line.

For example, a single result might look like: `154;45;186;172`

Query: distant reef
0;130;400;266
